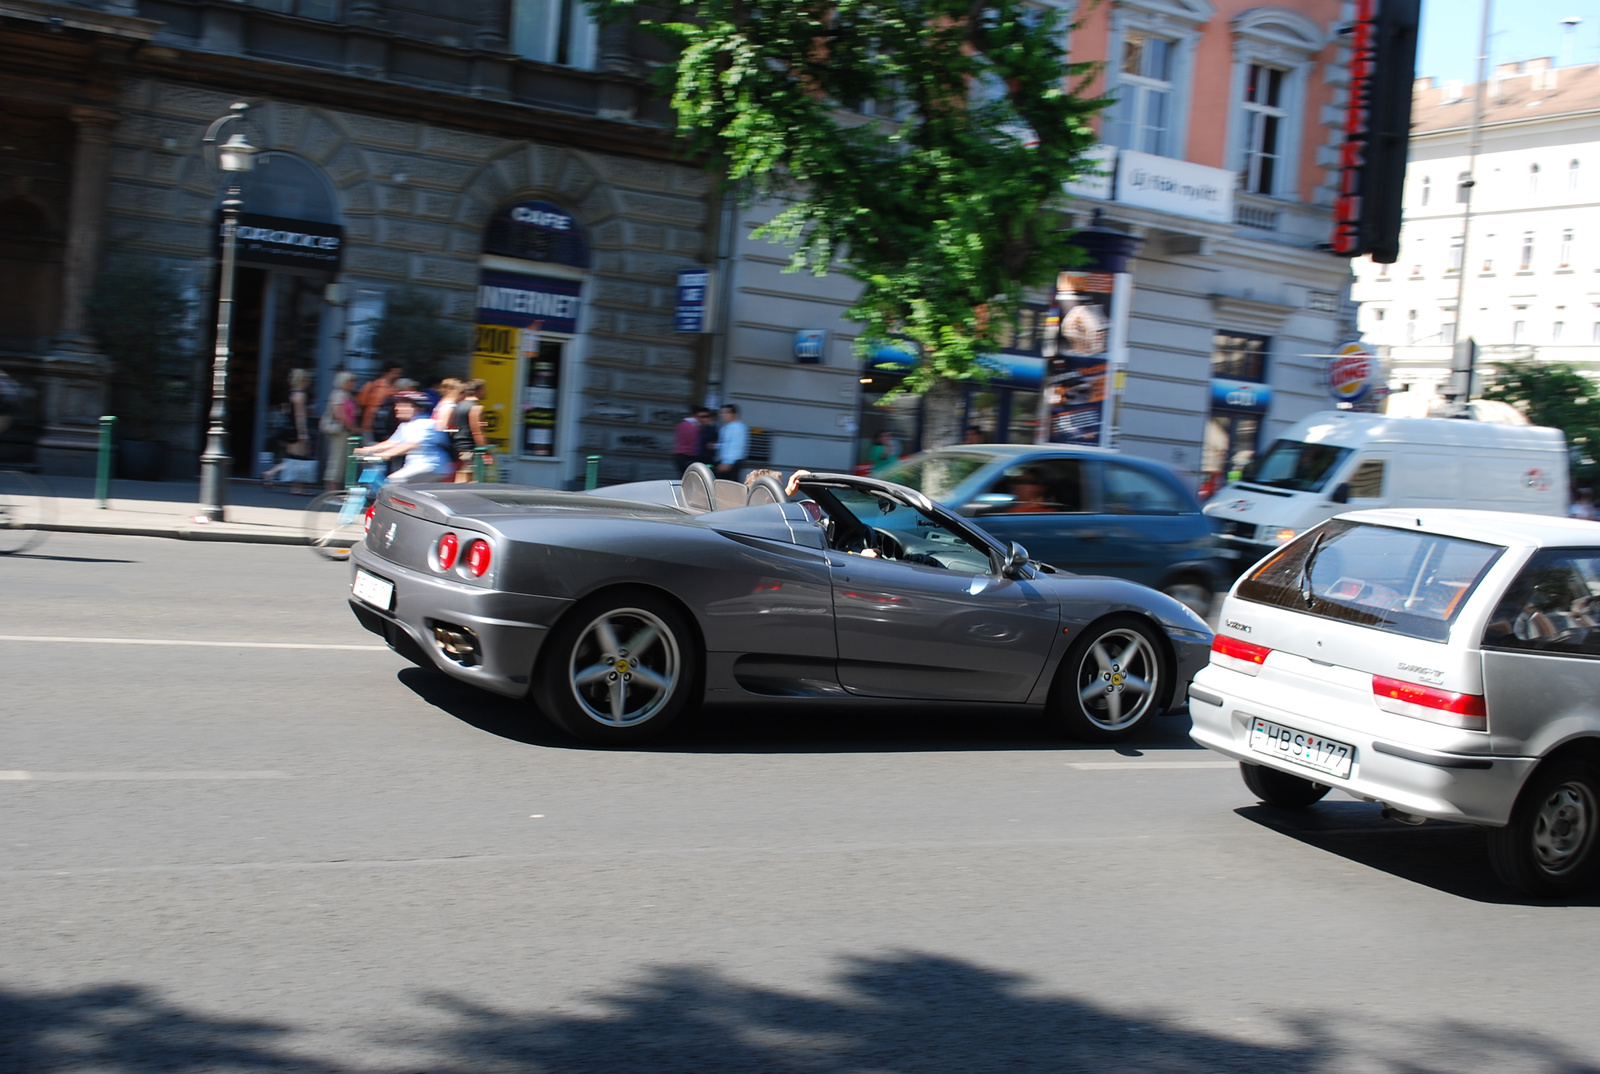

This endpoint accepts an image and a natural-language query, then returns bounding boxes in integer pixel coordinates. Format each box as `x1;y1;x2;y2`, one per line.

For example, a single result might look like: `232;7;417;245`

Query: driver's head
1013;469;1047;500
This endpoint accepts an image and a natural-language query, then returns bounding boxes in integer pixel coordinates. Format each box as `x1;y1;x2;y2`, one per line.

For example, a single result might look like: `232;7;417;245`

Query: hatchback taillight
465;539;491;577
1210;635;1272;676
1372;675;1487;731
436;533;459;571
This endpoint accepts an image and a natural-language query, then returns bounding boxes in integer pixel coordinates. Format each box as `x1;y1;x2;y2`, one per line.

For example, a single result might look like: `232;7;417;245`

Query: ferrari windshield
876;452;995;499
1244;439;1352;492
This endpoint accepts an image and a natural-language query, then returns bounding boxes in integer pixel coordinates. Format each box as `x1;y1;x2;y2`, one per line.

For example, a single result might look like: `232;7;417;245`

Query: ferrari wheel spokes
1076;627;1160;731
568;607;682;728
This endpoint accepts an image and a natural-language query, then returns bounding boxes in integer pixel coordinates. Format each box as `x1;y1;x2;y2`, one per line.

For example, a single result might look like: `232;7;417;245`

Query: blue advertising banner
475;270;581;334
1210;378;1272;411
675;269;708;333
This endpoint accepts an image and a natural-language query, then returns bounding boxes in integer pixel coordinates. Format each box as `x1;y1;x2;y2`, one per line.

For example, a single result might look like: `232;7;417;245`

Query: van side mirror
1329;482;1350;505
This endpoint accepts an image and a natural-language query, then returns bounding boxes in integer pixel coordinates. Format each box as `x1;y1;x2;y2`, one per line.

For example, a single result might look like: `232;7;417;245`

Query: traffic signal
1330;0;1420;263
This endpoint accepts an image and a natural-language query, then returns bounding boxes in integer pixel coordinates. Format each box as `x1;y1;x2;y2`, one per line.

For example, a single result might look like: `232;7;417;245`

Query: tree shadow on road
7;953;1600;1072
396;666;1206;756
1236;800;1600;907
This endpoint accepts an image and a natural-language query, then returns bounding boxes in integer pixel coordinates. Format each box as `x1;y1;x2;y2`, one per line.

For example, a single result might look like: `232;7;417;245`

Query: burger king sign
1327;342;1374;405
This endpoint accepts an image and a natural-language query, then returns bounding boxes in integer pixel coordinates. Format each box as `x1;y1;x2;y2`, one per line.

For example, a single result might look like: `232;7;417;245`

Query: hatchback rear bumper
1188;671;1536;826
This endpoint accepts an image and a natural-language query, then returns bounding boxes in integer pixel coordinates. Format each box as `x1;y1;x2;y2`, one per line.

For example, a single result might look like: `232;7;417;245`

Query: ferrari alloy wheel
1050;615;1168;742
536;591;697;746
1488;759;1600;897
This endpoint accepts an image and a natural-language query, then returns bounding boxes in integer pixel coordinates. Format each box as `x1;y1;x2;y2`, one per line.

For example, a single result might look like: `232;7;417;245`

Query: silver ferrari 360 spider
347;467;1214;745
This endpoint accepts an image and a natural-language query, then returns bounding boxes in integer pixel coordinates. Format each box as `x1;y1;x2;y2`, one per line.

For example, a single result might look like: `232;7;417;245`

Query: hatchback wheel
1049;615;1169;742
1240;761;1330;808
1488;759;1600;897
535;591;698;746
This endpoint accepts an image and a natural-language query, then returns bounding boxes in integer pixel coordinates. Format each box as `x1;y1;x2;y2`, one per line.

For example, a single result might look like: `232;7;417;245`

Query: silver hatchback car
1189;509;1600;896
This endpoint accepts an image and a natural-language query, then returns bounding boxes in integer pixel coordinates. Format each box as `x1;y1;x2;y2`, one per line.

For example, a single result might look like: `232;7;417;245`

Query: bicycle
0;469;52;555
303;458;386;561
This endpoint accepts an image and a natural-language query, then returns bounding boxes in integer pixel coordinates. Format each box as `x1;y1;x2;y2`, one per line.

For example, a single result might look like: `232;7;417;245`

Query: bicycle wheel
304;489;364;561
0;470;49;555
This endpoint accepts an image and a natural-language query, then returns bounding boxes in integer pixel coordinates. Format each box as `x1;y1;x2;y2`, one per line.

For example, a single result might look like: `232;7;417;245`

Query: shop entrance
226;268;331;476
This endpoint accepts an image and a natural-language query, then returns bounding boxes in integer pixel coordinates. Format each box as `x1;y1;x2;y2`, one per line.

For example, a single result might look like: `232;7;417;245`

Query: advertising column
1041;224;1142;447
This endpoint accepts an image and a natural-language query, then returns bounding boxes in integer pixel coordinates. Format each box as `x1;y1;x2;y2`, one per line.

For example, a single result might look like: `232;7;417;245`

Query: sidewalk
17;475;318;545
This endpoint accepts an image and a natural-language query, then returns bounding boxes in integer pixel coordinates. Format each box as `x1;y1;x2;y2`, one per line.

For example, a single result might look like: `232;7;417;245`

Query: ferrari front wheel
1048;615;1169;742
535;591;698;746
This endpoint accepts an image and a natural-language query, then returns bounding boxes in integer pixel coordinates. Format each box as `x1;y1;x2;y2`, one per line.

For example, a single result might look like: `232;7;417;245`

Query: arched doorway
0;197;63;354
473;199;588;486
219;152;344;476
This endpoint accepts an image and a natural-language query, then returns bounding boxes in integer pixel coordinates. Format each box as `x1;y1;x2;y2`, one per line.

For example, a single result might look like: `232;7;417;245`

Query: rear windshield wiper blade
1299;532;1325;609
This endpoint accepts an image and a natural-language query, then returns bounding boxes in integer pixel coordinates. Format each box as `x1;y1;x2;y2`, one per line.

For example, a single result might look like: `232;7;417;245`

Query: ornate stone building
0;0;716;484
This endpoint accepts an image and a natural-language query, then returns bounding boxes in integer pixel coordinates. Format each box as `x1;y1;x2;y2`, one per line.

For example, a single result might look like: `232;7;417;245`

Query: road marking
0;771;293;782
1066;761;1237;771
0;635;384;652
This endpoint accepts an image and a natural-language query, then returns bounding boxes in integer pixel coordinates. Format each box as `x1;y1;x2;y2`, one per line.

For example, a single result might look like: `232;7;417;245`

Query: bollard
473;446;488;483
345;435;362;487
585;454;601;491
95;415;116;509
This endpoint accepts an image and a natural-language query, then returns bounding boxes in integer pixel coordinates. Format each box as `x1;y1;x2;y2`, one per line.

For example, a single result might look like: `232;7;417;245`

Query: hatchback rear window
1236;520;1504;642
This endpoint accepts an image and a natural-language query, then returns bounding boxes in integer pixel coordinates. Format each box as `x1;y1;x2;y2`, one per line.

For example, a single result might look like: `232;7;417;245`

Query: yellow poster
471;322;518;457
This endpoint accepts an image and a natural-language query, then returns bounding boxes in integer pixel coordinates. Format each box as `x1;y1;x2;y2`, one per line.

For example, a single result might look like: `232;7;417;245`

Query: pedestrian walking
867;429;899;473
358;364;403;443
697;407;718;466
715;403;748;479
451;379;489;482
281;368;314;494
674;407;710;471
320;370;358;491
1572;487;1597;521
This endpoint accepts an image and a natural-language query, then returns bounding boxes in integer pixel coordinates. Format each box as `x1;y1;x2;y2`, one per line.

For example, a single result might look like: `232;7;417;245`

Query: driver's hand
785;469;811;497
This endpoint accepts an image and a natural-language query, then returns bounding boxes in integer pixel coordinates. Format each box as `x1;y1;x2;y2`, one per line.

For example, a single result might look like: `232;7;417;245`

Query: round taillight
363;504;376;534
465;539;491;577
436;532;459;571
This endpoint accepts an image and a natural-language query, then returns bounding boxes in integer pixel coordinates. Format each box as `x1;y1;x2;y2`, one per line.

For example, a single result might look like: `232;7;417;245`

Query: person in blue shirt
364;392;455;483
716;403;749;479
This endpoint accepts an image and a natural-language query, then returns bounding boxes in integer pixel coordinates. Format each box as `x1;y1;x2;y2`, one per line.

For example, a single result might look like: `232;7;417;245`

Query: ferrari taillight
1210;635;1272;676
465;539;491;577
436;533;459;571
363;504;376;535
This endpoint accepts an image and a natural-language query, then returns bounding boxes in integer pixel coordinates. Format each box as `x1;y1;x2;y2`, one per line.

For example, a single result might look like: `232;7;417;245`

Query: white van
1205;411;1569;572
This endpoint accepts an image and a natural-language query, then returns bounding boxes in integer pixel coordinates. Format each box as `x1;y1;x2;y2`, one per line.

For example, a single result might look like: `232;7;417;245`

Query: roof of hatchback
1337;508;1600;549
929;443;1125;458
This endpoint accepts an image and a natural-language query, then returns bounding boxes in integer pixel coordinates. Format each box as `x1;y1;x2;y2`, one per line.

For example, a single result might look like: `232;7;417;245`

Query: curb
37;522;311;546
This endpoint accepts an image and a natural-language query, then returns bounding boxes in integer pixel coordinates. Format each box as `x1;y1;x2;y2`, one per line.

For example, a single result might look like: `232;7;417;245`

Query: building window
251;0;340;18
1482;233;1495;272
1111;31;1175;155
1457;171;1472;203
1405;310;1417;344
1441;321;1456;345
1448;235;1464;273
1378;260;1390;277
1421;176;1431;205
1238;65;1285;195
1211;331;1268;381
1530;163;1541;195
1374;308;1386;321
1553;321;1565;342
1571;159;1582;191
1520;231;1535;271
511;0;598;68
1560;229;1573;268
1592;322;1600;344
1513;320;1526;343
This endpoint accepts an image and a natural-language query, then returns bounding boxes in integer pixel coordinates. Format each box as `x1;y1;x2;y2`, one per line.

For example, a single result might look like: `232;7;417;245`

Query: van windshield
1236;520;1504;642
1244;439;1351;492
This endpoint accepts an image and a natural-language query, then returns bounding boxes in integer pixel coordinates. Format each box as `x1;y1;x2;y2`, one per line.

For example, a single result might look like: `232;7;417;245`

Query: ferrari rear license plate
1248;716;1353;779
352;569;394;611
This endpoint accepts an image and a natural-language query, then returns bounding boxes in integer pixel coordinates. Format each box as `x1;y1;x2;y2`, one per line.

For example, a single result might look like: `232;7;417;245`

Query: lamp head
218;131;257;173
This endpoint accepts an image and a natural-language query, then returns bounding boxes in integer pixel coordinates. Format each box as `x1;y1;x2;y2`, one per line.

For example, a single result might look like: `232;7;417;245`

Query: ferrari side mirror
1003;541;1030;577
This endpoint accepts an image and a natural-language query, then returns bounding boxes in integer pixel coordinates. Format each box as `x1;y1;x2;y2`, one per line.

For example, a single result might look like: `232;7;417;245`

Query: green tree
88;263;195;442
591;0;1107;444
371;287;465;385
1483;359;1600;486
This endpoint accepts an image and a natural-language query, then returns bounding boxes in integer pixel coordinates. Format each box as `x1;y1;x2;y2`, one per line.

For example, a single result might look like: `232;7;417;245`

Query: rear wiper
1299;533;1325;608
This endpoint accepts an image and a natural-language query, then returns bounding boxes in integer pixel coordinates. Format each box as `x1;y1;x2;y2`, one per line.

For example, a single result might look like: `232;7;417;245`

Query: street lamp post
197;103;258;523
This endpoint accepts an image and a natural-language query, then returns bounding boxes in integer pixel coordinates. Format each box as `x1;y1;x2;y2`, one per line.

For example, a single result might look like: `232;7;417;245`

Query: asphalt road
4;533;1600;1073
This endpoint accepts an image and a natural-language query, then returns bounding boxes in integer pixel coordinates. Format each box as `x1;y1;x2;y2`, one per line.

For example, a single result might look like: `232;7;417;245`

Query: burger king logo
1328;342;1373;404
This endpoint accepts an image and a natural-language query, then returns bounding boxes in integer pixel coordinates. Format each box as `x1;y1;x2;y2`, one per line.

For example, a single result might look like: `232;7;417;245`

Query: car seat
681;463;715;512
714;479;747;510
745;475;788;506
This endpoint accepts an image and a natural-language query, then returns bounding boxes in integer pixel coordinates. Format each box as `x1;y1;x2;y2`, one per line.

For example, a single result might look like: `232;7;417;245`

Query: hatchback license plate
1248;716;1353;779
352;569;394;611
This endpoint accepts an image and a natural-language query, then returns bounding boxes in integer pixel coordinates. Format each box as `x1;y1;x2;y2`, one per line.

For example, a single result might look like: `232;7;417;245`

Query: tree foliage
88;263;195;441
591;0;1106;394
370;287;464;385
1483;359;1600;485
